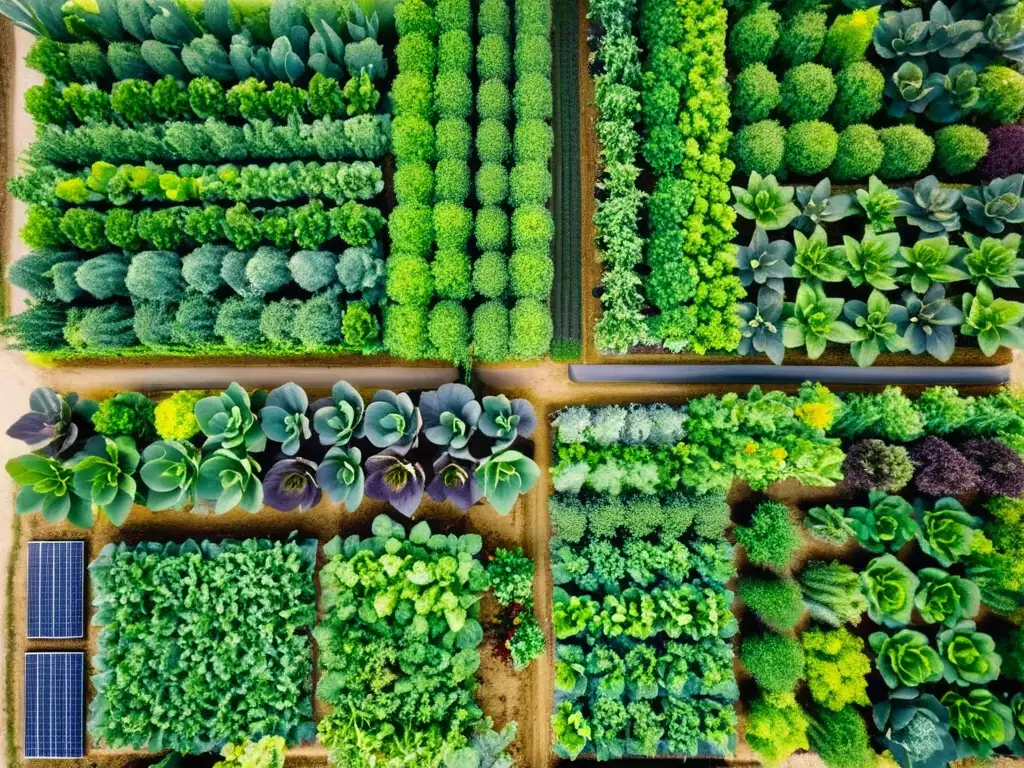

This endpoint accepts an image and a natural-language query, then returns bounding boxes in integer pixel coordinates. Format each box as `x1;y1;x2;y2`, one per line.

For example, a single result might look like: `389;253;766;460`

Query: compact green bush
510;250;554;299
436;118;472;161
732;64;780;124
126;252;185;302
877;126;934;180
390;72;433;118
472;300;510;361
396;0;438;36
735;501;802;572
730;6;781;68
387;204;434;258
386;253;434;305
476;163;509;205
746;692;810;767
778;12;827;64
780;64;836;122
785;121;838;176
740;575;804;630
433;203;472;252
432;250;472;300
935;125;989;177
215;296;264;346
477;119;512;163
516;35;551;77
435;72;473;119
92;392;156;440
831;124;883;181
510;162;552;206
393;161;434;205
436;0;471;31
433;159;470;203
428;300;470;363
475;206;509;253
731;121;787;176
515;120;554;163
978;65;1024;124
174;293;218;344
512;205;554;250
478;80;511;121
384;303;429;359
478;0;510;36
832;62;884;127
438;31;472;74
478;35;511;81
473;252;509;298
514;73;553;120
260;299;300;345
807;706;872;768
802;628;871;711
391;115;436;163
821;8;878;68
509;299;552;359
396;33;436;78
741;633;805;692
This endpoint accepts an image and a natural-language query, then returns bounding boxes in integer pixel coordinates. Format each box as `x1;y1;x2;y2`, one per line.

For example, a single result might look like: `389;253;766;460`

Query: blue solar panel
24;652;84;759
27;542;84;639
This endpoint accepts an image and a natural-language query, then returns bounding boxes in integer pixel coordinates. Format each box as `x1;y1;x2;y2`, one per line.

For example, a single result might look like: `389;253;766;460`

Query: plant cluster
488;546;546;671
5;382;541;525
88;535;318;752
734;174;1024;365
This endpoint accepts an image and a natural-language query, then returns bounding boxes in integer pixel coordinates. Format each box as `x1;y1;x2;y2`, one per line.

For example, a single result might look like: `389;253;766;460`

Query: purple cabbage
426;453;484;512
911;437;980;497
6;387;92;457
263;457;322;512
365;449;426;517
979;125;1024;181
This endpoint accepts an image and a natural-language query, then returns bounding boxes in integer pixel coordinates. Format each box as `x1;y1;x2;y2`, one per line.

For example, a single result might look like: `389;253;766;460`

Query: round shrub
512;204;554;250
979;65;1024;124
732;63;780;124
92;392;156;439
215;296;264;346
473;251;508;298
476;163;509;205
433;203;472;252
438;31;471;74
778;11;827;65
477;118;512;163
832;62;884;127
245;246;291;294
395;0;438;37
436;118;472;161
478;0;510;36
740;575;804;631
979;124;1024;179
935;125;989;176
133;301;174;347
428;300;469;363
289;250;336;293
154;390;205;441
293;292;344;348
433;159;470;202
509;298;552;359
126;251;185;302
478;35;511;81
173;292;218;344
735;501;802;572
785;121;838;176
384;303;429;359
388;203;433;257
390;72;432;118
514;73;553;120
434;72;472;118
516;0;551;37
831;124;883;180
731;120;787;175
877;125;934;180
729;6;781;68
478;79;511;121
475;206;509;252
780;64;836;122
394;161;434;204
432;249;472;300
436;0;471;32
510;250;554;299
821;8;877;68
386;252;434;305
392;115;435;162
472;300;510;361
741;633;806;693
510;162;552;206
260;299;300;344
516;35;551;77
515;119;554;163
396;33;436;77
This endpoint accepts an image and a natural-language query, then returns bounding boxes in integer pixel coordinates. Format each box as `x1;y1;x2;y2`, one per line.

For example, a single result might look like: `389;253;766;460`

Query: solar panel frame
23;652;85;760
27;541;85;640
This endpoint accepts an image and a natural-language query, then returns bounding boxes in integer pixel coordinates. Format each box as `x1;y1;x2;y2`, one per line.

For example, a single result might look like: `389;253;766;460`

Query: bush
514;73;553;120
741;633;806;693
21;206;65;251
384;303;429;359
432;250;472;300
510;299;552;359
510;162;552;206
293;291;342;347
690;492;731;538
392;115;435;162
516;0;551;36
729;6;781;68
512;204;554;250
428;300;469;363
260;299;300;344
394;161;434;204
731;120;787;176
434;72;472;119
396;33;436;77
477;118;512;163
735;501;802;572
154;390;205;441
245;247;291;294
515;119;554;163
475;206;509;252
516;35;551;77
509;250;554;299
126;251;185;302
740;575;803;631
433;159;470;203
75;253;129;300
935;125;989;176
476;163;509;205
92;392;156;440
215;296;264;346
436;0;471;32
60;208;106;252
436;118;472;161
821;9;878;68
433;203;472;252
390;72;433;118
832;62;884;127
877;125;934;180
64;304;136;350
979;124;1024;179
778;11;827;64
388;204;433;257
438;31;471;74
979;65;1024;124
780;64;836;122
478;80;511;121
478;0;509;36
802;628;871;710
174;292;218;344
386;253;434;305
732;64;780;124
395;0;437;37
104;208;144;251
473;252;509;298
785;121;838;176
807;706;872;768
472;300;510;361
831;124;883;181
746;692;810;767
478;35;511;81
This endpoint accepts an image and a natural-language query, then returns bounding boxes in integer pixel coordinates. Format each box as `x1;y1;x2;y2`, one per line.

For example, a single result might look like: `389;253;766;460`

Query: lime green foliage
916;386;972;435
786;122;838;175
89;538;316;752
877;126;935;180
741;633;805;692
730;6;781;68
778;12;827;64
437;118;472;160
213;736;286;768
732;64;780;123
509;299;553;359
833;387;925;442
735;501;801;572
432;250;472;300
780;64;836;122
384;304;429;360
731;120;786;176
941;689;1015;756
740;575;803;630
473;252;509;298
802;628;871;710
471;301;510;362
428;301;469;364
978;65;1024;124
92;392;156;441
153;390;205;441
821;9;878;68
745;692;810;766
935;126;989;177
807;706;873;768
833;63;884;127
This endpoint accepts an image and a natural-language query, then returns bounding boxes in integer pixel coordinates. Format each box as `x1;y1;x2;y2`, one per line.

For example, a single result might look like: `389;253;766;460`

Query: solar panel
27;541;85;639
24;652;84;759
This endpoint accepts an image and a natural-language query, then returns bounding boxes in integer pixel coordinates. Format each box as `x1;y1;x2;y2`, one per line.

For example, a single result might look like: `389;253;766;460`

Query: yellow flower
744;442;758;455
795;402;835;430
771;447;788;462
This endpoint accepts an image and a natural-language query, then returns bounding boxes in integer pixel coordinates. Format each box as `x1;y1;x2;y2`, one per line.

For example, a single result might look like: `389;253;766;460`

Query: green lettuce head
937;620;1001;687
69;435;140;526
847;491;917;553
941;688;1014;757
869;629;943;688
194;382;267;452
862;554;918;627
914;567;980;627
475;450;540;515
6;453;94;527
913;497;980;567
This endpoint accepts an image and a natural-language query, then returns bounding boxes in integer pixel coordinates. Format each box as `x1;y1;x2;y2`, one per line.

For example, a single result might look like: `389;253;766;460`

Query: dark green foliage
245;247;291;294
215;296;265;346
92;392;156;440
732;64;780;124
7;251;75;302
735;501;801;573
151;77;188;120
740;575;804;631
472;300;510;362
549;495;587;544
64;304;137;350
786;121;838;176
293;291;342;348
66;42;110;83
780;64;836;122
778;12;827;64
831;124;884;181
1;302;68;352
125;252;185;302
182;245;228;294
807;707;872;768
260;300;301;345
877;126;935;181
729;7;780;68
509;299;552;359
307;73;344;119
133;302;174;348
832;63;884;128
741;633;805;692
732;121;787;176
692;492;731;538
384;303;429;359
75;253;130;300
173;292;219;345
